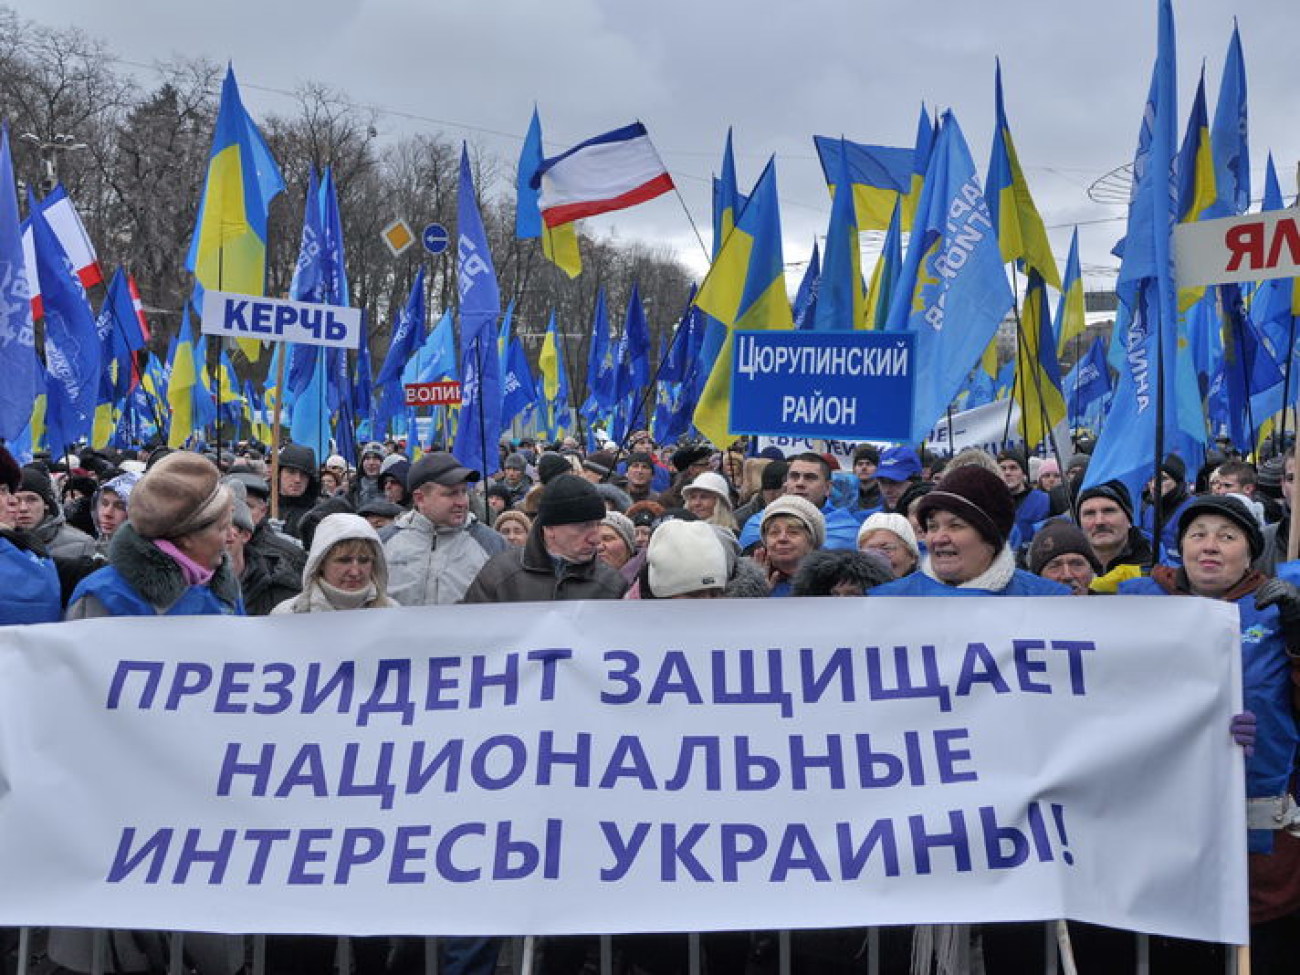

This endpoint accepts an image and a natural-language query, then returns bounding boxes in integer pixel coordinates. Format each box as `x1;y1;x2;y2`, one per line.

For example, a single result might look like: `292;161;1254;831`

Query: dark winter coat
461;523;627;604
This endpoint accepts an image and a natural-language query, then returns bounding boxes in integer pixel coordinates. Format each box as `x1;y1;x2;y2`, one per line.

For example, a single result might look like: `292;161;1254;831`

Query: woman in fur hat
65;451;241;618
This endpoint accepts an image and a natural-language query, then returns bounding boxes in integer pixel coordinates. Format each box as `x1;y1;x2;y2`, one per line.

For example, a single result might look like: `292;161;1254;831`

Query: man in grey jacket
383;451;506;606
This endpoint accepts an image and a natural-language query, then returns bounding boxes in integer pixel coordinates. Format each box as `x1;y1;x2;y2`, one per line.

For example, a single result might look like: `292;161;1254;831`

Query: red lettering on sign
1224;221;1264;272
1266;217;1300;271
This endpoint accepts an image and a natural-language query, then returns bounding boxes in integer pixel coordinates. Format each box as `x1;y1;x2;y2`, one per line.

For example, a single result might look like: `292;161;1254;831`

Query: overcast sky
14;0;1300;294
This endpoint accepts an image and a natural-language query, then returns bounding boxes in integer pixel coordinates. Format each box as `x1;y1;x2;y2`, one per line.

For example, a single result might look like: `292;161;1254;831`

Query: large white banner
0;597;1247;944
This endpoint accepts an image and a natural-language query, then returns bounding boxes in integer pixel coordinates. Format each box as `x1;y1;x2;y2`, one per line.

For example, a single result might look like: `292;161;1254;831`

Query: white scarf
921;544;1017;591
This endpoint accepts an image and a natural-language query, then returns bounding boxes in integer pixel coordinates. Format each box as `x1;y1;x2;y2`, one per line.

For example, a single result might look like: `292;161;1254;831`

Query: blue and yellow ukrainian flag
186;66;285;362
691;158;792;447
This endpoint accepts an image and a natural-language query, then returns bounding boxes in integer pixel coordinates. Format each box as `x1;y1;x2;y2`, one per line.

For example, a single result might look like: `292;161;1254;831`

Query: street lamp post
19;132;88;196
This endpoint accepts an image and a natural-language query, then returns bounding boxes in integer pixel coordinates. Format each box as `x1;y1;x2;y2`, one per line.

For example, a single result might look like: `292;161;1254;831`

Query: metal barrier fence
9;927;1245;975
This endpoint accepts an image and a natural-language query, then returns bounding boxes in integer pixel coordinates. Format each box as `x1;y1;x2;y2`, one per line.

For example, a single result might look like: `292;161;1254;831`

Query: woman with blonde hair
272;513;396;613
682;471;738;533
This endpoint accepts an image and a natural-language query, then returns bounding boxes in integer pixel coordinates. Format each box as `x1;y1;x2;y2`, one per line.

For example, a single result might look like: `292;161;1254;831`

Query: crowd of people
1;427;1299;974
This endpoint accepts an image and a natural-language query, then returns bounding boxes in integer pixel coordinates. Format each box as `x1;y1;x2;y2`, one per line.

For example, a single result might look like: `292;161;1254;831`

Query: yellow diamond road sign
381;219;415;257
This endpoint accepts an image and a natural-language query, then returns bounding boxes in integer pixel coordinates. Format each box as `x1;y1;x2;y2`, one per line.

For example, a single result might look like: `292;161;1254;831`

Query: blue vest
0;537;61;625
1121;575;1298;853
72;566;243;617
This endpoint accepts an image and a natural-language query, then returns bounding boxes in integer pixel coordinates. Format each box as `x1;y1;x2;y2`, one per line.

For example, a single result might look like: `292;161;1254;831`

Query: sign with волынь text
404;381;462;406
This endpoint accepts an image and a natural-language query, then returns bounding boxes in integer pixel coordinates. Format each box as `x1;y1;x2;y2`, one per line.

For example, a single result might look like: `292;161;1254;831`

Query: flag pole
637;118;711;265
269;349;286;521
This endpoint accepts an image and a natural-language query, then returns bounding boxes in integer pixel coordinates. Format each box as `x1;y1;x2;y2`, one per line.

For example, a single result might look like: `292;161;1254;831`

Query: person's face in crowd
503;466;525;486
626;462;653;489
543;519;602;562
321;542;376;592
175;506;233;571
1207;470;1223;493
633;523;652;550
683;457;712;480
784;460;830;508
11;490;46;530
878;477;910;509
1214;470;1253;497
854;456;878;486
925;510;997;586
630;435;654;454
579;468;604;484
761;515;814;576
1182;514;1251;599
96;490;128;538
383;478;406;504
1038;470;1061;492
414;482;469;528
684;488;719;521
246;494;268;527
1147;471;1178;498
720;453;743;487
362;454;383;478
279;468;309;499
858;529;916;578
497;519;529;547
320;471;341;495
1040;553;1096;596
998;460;1027;494
0;484;14;528
487;493;508;514
1078;498;1130;553
597;526;632;570
363;512;396;531
224;523;251;576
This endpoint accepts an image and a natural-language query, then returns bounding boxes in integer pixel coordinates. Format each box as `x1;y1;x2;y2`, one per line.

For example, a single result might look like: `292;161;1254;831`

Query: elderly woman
272;513;396;614
597;510;639;584
755;495;826;597
493;509;532;548
56;450;242;974
857;511;921;579
66;452;241;618
682;471;738;532
1121;494;1300;973
871;466;1065;597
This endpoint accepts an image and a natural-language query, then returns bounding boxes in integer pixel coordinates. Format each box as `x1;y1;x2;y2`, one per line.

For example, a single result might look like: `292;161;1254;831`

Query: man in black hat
462;473;627;604
383;451;507;606
1076;479;1153;590
275;443;320;540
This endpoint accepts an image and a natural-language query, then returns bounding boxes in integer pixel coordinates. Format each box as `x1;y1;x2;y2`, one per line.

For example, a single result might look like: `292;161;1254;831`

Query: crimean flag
691;158;793;448
185;65;285;362
517;109;581;277
986;60;1059;288
21;184;103;321
533;122;674;228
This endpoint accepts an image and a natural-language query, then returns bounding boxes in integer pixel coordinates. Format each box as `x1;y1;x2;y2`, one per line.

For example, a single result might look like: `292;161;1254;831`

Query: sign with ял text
0;598;1247;944
730;331;915;441
200;292;362;350
404;380;462;406
1175;209;1300;288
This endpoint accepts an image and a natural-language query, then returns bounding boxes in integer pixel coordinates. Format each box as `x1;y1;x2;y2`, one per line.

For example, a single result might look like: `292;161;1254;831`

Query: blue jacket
0;535;61;625
872;568;1069;598
1121;571;1298;854
67;524;243;618
1009;489;1052;550
72;566;243;617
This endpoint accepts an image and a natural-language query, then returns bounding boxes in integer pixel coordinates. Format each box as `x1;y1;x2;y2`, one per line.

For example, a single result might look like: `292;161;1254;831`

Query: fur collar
108;524;241;610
